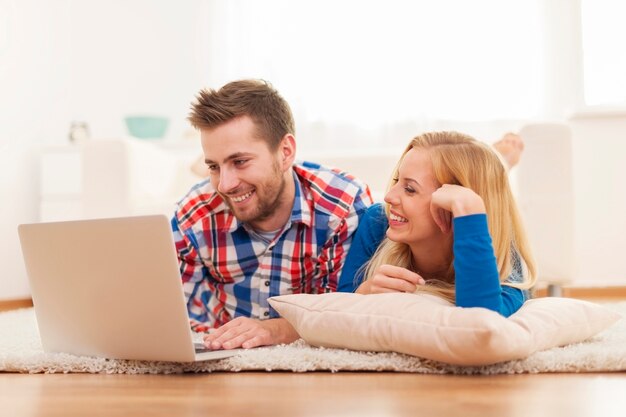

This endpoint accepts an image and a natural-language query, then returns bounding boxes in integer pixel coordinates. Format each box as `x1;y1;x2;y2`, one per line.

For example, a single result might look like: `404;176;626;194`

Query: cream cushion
268;293;621;366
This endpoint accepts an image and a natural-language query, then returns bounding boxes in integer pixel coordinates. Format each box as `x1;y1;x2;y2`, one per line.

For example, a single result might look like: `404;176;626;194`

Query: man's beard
221;161;287;226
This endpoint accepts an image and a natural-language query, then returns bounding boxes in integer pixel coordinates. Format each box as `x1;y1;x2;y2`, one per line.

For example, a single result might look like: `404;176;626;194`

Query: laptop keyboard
194;342;212;353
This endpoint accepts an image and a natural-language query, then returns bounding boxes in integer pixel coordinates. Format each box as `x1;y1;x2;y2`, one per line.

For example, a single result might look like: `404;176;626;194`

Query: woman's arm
431;185;526;317
451;214;527;316
337;203;388;292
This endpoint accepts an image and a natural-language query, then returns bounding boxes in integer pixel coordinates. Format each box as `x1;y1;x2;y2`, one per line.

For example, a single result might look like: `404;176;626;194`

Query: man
172;79;373;350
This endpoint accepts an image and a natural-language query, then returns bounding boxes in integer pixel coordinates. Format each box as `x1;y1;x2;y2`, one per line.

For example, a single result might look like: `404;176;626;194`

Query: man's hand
430;184;486;233
356;264;425;294
203;317;299;350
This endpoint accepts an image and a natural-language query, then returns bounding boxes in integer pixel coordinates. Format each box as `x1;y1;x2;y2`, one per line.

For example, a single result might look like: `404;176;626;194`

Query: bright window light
205;0;543;126
581;0;626;106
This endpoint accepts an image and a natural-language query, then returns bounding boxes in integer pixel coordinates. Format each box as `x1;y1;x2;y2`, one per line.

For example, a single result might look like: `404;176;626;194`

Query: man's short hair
188;79;295;150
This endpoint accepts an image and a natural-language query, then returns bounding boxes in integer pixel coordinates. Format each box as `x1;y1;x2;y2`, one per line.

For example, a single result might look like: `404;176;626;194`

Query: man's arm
171;215;213;332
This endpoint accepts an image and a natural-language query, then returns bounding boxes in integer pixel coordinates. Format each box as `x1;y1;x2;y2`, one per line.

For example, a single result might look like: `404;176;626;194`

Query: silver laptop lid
18;215;203;362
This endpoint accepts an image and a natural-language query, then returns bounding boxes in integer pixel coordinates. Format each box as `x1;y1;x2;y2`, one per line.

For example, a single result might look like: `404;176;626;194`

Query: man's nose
216;167;239;194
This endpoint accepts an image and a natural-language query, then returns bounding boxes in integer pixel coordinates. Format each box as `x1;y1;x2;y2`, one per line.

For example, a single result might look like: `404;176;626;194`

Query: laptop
18;215;242;362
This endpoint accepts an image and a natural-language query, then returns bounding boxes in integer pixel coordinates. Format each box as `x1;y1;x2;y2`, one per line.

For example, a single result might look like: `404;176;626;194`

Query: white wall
66;0;204;140
539;0;585;119
0;0;72;300
0;0;203;300
1;0;625;300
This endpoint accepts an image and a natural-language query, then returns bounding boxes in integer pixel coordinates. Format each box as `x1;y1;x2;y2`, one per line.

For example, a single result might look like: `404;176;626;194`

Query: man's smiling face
201;115;290;230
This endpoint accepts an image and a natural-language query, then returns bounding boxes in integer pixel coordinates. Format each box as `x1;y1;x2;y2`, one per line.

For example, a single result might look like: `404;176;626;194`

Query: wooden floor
2;372;626;417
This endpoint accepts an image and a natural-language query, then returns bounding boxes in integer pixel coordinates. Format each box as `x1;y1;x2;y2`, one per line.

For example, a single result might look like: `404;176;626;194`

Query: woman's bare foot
493;132;524;168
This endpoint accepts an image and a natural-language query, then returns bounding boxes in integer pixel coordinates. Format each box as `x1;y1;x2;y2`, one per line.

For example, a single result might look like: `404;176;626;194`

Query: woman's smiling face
384;147;445;247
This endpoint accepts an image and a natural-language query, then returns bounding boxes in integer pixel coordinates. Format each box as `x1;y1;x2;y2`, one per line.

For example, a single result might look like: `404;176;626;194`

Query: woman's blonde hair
364;131;536;302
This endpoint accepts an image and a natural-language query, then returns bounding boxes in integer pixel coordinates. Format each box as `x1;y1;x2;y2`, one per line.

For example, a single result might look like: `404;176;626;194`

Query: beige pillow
268;293;621;366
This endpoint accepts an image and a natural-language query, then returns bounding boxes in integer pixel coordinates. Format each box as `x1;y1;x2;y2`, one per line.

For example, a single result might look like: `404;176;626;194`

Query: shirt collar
289;169;312;228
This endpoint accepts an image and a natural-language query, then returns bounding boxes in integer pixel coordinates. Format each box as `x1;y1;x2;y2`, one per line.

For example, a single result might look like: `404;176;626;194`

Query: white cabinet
38;140;202;222
39;146;84;222
518;119;626;289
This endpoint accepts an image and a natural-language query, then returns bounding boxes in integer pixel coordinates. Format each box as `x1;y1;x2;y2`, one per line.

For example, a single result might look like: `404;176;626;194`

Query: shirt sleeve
453;214;526;317
170;214;213;332
338;203;388;292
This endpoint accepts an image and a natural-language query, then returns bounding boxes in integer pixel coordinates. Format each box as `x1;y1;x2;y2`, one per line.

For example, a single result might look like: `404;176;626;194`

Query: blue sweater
338;203;527;317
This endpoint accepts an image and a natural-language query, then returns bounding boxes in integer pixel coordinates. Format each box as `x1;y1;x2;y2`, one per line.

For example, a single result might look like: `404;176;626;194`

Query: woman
338;131;536;316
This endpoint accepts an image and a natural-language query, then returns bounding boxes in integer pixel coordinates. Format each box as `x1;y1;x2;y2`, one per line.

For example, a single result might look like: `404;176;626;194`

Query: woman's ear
279;134;297;170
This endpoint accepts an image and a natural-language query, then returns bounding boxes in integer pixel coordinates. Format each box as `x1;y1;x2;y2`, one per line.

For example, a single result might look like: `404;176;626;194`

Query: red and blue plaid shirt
172;161;373;331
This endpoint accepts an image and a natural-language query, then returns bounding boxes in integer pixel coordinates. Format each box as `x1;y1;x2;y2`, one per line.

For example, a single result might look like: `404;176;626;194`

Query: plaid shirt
172;161;372;331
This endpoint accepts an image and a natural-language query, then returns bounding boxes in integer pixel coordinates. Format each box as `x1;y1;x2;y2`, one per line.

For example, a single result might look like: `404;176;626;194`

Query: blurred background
1;0;625;300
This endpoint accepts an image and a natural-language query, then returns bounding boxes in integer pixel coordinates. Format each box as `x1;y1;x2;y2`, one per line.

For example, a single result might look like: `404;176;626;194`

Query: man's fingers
203;317;277;350
209;327;254;350
213;326;242;345
203;319;245;348
221;324;273;349
241;335;268;349
220;331;254;350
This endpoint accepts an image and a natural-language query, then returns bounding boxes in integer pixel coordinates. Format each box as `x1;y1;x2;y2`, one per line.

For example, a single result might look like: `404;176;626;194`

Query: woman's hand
430;184;486;233
356;264;425;294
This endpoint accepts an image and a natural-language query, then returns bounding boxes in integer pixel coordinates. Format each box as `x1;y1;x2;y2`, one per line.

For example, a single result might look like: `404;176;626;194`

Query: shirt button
264;281;270;287
263;311;270;317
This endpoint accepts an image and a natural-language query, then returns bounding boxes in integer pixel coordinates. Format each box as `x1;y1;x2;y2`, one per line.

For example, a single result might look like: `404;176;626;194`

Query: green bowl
124;116;169;139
